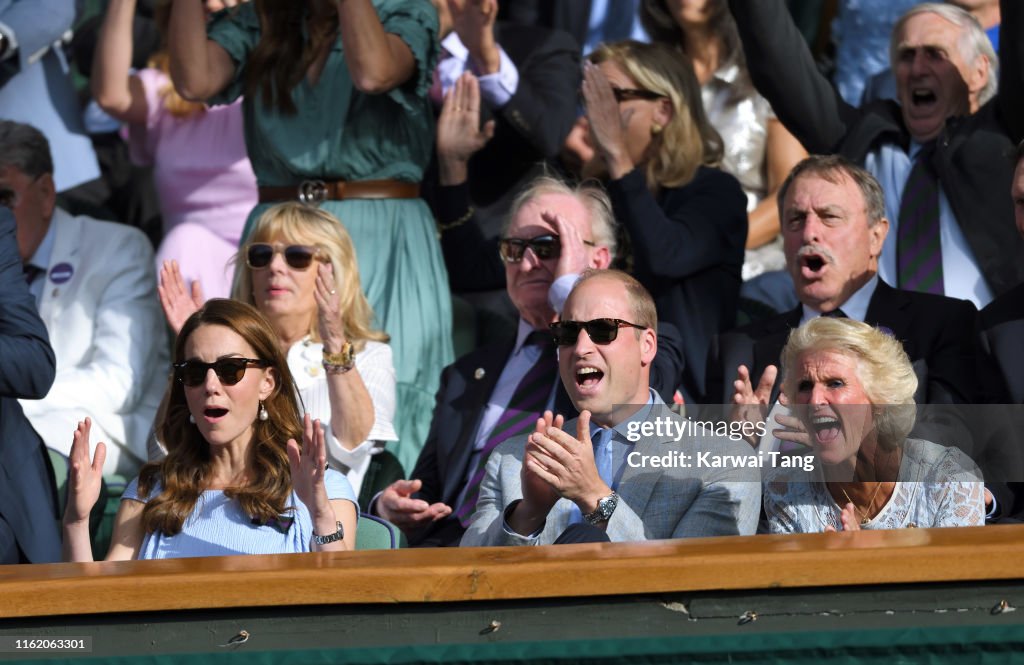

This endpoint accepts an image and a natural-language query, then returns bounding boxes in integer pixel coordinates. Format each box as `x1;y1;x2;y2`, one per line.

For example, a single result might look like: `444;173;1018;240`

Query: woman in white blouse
159;202;399;505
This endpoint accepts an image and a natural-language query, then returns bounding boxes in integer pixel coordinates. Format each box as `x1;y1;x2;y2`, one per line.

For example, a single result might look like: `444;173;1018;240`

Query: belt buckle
298;179;327;205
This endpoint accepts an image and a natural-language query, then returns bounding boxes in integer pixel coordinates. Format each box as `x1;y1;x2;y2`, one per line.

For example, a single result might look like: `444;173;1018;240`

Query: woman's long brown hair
243;1;339;114
140;299;304;535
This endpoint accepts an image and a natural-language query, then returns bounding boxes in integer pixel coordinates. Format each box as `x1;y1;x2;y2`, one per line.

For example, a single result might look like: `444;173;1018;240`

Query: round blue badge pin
49;262;74;284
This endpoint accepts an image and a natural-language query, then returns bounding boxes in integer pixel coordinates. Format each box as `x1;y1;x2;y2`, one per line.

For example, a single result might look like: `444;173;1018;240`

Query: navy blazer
979;282;1024;404
705;280;980;406
430;21;581;294
401;321;685;547
498;2;593;53
0;207;59;563
607;166;748;405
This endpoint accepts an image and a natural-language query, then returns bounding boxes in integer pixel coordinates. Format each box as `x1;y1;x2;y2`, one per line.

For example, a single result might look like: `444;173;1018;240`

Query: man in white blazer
0;120;165;476
461;270;760;546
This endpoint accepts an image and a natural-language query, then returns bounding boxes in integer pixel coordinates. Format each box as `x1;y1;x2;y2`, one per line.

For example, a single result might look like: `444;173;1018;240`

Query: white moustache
795;244;836;265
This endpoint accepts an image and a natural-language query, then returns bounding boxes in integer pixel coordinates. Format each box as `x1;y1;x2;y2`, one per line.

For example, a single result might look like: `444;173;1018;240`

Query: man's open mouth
576;367;604;388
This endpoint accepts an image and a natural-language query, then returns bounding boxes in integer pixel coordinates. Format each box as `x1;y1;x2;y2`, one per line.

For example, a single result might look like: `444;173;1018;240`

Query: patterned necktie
455;330;558;527
897;143;944;295
567;428;616;525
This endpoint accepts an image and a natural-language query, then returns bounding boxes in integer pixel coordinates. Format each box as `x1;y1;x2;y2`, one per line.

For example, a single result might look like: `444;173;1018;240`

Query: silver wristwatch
312;521;345;545
583;492;619;525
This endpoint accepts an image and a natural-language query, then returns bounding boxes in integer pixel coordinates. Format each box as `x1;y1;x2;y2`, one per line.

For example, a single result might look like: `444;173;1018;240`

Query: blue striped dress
122;470;356;559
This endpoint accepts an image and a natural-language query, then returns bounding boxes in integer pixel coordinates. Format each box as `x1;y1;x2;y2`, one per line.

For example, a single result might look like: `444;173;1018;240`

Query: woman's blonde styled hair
587;40;723;189
231;202;388;351
780;317;918;449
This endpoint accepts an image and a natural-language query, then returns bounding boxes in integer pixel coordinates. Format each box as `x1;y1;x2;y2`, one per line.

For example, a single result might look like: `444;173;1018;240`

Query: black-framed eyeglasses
245;243;322;270
611;88;665;103
174;358;271;387
549;318;647;346
498;234;596;264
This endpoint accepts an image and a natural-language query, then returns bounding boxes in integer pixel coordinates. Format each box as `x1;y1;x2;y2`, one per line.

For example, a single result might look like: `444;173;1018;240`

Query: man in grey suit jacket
461;270;760;546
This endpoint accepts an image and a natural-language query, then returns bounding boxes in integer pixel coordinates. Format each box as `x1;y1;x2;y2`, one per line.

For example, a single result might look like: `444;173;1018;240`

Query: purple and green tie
454;331;558;527
897;143;944;296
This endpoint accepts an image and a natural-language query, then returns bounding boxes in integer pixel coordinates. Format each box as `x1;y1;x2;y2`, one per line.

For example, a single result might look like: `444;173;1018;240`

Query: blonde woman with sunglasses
158;203;399;507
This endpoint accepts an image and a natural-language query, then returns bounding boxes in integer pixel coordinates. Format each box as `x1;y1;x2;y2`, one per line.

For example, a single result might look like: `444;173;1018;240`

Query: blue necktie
568;428;615;525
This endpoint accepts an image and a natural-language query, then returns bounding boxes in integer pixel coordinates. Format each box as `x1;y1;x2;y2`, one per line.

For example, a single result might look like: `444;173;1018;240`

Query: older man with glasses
371;175;684;547
461;269;759;546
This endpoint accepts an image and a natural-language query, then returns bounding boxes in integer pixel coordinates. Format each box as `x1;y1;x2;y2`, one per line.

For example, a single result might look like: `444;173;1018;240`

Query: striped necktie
897;142;944;295
454;330;558;527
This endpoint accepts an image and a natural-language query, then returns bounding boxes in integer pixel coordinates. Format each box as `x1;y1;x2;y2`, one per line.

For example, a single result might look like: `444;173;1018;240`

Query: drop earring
259;400;269;422
189;414;196;424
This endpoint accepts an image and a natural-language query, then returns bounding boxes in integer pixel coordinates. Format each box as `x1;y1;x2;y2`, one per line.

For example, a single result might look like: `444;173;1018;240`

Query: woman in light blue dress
63;299;358;560
167;0;452;472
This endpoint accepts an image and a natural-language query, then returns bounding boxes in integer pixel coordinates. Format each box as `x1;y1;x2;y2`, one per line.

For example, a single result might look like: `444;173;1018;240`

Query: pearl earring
189;414;195;424
258;400;269;422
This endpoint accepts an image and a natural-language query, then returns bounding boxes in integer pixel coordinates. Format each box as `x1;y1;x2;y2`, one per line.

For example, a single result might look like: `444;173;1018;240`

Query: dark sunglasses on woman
498;234;596;263
246;243;321;270
174;358;271;387
549;318;647;346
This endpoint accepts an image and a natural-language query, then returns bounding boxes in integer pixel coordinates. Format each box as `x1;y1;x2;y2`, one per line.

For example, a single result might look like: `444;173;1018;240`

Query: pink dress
127;68;257;298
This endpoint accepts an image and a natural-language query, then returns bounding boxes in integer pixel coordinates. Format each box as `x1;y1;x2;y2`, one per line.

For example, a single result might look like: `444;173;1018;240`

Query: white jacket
20;209;168;476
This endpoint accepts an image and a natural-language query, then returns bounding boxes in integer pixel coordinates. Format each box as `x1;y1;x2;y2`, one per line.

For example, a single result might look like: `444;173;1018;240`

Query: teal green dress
207;0;451;473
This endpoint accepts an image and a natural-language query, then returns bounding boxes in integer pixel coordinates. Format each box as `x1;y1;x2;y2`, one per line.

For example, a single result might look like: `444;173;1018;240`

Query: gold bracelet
322;360;354;375
322;342;354;368
438;205;475;232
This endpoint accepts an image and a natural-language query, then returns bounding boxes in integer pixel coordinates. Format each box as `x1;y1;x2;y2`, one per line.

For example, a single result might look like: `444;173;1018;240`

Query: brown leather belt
258;179;421;204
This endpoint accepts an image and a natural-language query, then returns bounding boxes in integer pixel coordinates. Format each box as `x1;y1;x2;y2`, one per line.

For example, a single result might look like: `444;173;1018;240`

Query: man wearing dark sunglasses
372;177;684;547
461;270;760;546
0;120;168;479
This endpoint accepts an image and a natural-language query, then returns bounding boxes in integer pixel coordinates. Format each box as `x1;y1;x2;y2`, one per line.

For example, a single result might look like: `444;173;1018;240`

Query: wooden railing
2;525;1023;619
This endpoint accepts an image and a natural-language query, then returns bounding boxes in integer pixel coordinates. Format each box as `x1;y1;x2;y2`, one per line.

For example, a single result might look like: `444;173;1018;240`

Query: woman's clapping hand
287;414;332;517
65;418;106;526
158;260;204;336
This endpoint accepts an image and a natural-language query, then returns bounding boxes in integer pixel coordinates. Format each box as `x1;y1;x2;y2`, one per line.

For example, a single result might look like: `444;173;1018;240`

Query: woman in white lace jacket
763;317;984;532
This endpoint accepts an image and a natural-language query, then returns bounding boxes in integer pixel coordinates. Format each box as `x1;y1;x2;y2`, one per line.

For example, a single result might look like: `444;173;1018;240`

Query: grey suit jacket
460;408;761;546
